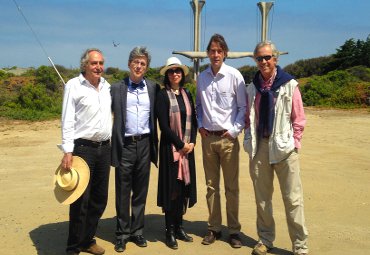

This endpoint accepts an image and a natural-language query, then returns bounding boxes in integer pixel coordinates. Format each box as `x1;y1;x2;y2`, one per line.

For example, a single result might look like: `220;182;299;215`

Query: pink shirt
246;76;306;149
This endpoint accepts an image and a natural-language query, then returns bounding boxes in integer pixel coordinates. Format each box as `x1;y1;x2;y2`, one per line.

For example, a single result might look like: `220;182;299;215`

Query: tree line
0;36;369;120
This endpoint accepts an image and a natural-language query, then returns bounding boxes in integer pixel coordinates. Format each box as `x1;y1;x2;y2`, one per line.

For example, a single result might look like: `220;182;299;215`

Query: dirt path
0;108;369;255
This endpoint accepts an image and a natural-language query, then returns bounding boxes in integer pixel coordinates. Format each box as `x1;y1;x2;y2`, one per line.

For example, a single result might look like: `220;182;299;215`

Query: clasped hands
180;142;195;154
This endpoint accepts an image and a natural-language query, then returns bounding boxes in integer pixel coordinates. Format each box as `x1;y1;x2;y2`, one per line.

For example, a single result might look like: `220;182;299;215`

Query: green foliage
184;82;196;102
35;65;63;92
326;36;370;71
2;36;370;121
0;82;62;120
0;70;15;79
239;65;258;84
145;67;162;84
104;67;129;84
300;68;370;107
346;65;370;82
284;56;333;78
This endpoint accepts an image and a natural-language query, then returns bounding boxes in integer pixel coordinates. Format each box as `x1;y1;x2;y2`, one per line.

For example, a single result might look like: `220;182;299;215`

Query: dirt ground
0;108;369;255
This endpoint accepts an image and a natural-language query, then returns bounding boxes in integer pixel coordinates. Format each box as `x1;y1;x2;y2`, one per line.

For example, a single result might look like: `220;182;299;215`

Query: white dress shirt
196;63;246;138
125;79;150;136
61;74;112;153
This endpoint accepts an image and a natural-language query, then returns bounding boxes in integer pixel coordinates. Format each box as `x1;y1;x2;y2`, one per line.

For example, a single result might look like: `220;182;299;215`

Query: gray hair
128;46;151;67
253;41;279;59
80;48;103;73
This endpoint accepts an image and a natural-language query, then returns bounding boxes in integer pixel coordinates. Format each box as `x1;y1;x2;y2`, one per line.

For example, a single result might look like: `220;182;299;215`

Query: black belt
124;133;150;142
74;138;110;148
206;129;227;136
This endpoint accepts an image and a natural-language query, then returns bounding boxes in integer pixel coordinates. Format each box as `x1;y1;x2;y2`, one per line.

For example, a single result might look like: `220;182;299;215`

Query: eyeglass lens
168;68;182;74
256;55;273;62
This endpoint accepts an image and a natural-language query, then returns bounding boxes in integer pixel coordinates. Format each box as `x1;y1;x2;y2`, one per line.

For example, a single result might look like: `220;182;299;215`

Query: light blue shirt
125;79;150;136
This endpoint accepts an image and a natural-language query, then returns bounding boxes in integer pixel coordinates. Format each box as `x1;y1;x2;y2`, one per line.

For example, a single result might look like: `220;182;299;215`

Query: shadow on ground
29;214;292;255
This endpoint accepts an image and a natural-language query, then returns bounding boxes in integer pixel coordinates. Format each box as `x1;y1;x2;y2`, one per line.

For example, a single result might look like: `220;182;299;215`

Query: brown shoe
252;243;270;255
201;230;222;245
80;243;105;255
229;233;242;248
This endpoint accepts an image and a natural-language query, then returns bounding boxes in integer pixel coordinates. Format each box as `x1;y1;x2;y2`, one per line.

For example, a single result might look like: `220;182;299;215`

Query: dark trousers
67;143;111;252
165;196;185;229
115;136;151;241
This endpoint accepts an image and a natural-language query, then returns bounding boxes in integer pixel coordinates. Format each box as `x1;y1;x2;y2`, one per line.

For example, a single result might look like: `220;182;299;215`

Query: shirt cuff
60;143;74;153
294;139;302;149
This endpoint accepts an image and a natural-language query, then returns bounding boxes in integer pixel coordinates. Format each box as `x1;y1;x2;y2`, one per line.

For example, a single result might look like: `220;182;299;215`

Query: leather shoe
201;230;222;245
175;226;193;242
80;243;105;255
229;233;242;248
114;239;126;253
252;243;270;255
166;226;178;249
130;235;147;247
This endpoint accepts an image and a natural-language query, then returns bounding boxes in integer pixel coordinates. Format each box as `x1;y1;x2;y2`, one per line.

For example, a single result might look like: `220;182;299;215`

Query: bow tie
130;81;145;90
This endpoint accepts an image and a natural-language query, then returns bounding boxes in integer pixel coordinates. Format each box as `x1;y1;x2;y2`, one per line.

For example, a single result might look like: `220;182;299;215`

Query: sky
1;0;370;71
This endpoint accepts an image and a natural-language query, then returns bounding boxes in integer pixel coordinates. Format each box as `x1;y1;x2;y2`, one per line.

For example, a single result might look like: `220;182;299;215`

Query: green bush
301;69;369;107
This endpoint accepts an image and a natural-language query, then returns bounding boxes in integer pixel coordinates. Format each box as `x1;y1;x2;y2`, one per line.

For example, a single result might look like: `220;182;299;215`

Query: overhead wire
12;0;65;85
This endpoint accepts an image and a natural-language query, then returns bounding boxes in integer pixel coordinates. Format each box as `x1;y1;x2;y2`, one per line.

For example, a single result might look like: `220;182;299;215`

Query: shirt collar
78;73;106;89
206;63;226;77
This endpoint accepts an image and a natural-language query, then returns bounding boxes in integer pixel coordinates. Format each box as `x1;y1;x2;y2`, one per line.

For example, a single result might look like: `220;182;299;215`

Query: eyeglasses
132;60;147;67
167;68;182;75
255;55;274;62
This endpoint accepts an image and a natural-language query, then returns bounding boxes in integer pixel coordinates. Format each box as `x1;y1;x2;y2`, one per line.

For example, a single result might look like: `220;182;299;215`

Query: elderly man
244;41;309;255
111;46;159;253
61;48;112;255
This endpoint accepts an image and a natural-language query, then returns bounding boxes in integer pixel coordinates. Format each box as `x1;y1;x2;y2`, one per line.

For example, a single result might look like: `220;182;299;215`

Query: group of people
59;33;309;255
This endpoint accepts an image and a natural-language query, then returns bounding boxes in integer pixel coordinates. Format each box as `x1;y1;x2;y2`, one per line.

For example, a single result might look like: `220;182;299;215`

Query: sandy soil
0;108;369;255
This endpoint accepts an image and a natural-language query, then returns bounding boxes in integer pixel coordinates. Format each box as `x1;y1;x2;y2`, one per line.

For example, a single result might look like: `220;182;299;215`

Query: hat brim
160;64;189;76
53;156;90;205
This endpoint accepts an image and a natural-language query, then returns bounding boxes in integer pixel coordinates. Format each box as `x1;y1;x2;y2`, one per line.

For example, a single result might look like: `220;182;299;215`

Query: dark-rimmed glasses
255;55;274;62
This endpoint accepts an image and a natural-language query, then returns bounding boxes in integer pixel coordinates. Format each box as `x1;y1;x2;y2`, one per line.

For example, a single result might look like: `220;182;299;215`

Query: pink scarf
167;88;192;185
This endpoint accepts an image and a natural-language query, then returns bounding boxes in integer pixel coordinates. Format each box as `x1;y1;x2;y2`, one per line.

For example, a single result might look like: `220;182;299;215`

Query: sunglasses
255;55;274;62
167;68;182;75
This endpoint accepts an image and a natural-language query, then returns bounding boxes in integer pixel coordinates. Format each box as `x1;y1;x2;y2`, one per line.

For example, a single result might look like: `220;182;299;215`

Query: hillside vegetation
1;36;369;120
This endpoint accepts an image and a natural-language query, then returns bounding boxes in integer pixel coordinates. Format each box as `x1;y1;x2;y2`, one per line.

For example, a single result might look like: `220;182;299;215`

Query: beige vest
243;79;298;163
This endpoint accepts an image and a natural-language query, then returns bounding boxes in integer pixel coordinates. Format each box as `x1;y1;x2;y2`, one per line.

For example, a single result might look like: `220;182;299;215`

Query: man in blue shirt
110;46;159;253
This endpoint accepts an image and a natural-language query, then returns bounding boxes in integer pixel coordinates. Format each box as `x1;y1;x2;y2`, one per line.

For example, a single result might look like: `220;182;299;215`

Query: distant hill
1;67;33;76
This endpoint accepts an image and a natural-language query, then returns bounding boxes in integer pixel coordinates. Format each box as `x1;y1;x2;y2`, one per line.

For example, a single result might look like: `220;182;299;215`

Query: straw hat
160;57;189;76
53;156;90;205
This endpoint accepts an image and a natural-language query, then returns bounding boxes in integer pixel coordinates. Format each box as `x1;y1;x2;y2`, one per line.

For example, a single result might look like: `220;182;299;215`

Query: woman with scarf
156;57;197;249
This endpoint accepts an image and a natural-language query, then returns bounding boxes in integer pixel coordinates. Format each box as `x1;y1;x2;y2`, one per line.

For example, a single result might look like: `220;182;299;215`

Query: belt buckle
132;136;139;142
97;141;103;146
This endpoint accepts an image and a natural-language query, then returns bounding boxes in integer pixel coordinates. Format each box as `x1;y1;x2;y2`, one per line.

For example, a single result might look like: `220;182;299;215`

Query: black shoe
130;235;147;247
175;226;193;242
114;239;126;253
201;230;222;245
229;233;242;248
166;226;178;249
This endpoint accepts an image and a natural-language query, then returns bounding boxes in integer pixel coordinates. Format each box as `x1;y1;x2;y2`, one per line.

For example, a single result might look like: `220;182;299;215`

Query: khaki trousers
201;135;241;234
250;138;308;254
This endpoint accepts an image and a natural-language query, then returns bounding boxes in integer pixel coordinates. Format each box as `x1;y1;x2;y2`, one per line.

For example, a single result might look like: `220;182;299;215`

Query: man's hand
199;127;209;138
61;152;73;170
221;131;235;141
